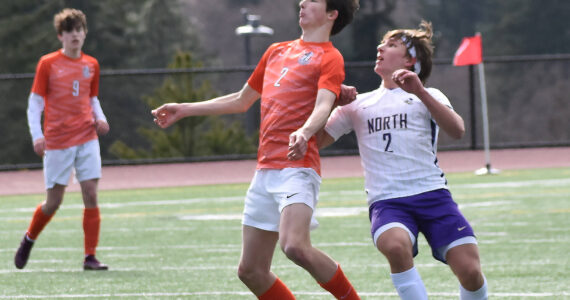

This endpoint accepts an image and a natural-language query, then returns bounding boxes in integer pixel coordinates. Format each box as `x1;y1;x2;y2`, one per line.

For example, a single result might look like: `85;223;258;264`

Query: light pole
235;8;274;135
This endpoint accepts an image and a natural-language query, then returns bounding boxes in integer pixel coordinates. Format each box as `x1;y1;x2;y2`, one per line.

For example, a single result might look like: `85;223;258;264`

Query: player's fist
33;137;46;157
95;120;110;136
338;84;357;106
288;130;308;161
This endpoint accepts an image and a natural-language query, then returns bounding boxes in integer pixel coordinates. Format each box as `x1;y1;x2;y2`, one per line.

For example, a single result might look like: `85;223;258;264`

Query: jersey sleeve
324;104;353;141
318;50;345;98
247;43;279;93
427;88;453;110
31;58;50;97
90;58;100;97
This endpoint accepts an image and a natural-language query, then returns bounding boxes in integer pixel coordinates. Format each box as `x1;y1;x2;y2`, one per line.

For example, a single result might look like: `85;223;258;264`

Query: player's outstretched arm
152;83;260;129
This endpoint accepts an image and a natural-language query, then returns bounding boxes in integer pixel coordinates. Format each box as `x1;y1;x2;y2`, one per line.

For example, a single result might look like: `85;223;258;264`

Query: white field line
2;234;568;256
0;259;563;274
452;178;570;189
0;291;568;299
0;178;570;213
1;177;568;215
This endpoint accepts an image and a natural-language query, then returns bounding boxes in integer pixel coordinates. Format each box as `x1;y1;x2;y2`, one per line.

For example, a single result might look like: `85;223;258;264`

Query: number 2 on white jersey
274;67;289;87
72;80;80;96
383;133;393;152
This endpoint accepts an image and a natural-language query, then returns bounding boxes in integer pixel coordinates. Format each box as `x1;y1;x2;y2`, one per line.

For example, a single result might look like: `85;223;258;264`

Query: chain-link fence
1;54;568;170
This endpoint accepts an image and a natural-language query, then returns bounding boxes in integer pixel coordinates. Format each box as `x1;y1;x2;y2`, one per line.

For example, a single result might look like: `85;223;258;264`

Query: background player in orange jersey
152;0;360;299
15;8;110;271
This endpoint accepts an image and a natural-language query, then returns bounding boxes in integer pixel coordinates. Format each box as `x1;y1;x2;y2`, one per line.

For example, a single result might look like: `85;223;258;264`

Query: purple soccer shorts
369;188;475;263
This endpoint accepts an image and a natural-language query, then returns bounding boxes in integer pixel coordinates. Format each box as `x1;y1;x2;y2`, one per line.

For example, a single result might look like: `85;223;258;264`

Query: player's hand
152;104;180;129
287;130;309;161
392;69;423;95
338;84;357;106
33;137;46;157
95;120;110;136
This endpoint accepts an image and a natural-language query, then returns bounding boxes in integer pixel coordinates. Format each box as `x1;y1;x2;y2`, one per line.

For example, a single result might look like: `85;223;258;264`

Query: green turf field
1;167;569;299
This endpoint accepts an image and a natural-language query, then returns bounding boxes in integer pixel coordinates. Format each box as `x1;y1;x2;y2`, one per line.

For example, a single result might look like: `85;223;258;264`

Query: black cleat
14;235;34;269
83;255;109;271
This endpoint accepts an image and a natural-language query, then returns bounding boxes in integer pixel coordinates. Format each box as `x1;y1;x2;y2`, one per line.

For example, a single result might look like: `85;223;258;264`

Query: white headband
401;36;421;74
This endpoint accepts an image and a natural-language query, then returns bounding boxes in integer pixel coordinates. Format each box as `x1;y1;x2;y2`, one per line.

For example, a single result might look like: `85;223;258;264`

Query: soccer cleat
14;235;34;269
83;255;109;271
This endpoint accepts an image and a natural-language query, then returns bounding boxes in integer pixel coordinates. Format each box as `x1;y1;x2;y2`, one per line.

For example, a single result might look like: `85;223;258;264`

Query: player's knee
378;239;411;261
237;262;260;284
43;201;62;215
456;263;483;286
281;243;310;266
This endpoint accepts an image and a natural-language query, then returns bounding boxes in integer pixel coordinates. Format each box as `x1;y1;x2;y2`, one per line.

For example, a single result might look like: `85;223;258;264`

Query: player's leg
370;200;427;300
238;225;288;298
446;242;487;299
418;189;487;299
15;147;74;269
277;168;359;299
76;139;107;270
279;203;359;299
240;170;295;299
14;185;65;269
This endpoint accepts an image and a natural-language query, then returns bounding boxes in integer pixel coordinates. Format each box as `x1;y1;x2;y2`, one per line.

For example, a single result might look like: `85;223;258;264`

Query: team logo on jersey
403;97;414;104
83;66;91;78
298;51;313;65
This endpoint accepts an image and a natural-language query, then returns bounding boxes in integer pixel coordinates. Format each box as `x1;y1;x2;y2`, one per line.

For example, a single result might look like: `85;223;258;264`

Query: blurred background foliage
0;0;568;167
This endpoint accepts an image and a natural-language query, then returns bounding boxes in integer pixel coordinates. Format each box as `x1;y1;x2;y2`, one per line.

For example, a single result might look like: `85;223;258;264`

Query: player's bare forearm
299;89;336;137
415;89;465;139
152;84;260;128
288;89;336;160
315;129;335;149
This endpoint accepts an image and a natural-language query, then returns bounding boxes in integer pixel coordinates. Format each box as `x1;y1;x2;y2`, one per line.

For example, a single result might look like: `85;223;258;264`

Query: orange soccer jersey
248;39;345;175
31;50;99;150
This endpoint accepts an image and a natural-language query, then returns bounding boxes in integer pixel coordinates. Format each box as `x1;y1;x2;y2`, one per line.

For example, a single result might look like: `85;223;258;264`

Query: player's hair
54;8;87;35
383;20;434;83
327;0;359;36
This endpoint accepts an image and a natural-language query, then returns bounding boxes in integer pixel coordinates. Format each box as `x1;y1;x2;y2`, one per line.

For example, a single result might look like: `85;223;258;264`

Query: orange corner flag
453;34;482;66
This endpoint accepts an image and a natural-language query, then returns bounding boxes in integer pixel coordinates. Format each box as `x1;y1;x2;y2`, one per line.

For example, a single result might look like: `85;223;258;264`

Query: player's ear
327;9;338;21
404;56;416;69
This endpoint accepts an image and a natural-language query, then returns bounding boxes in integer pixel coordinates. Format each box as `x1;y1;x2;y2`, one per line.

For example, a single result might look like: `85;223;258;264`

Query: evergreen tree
109;52;256;160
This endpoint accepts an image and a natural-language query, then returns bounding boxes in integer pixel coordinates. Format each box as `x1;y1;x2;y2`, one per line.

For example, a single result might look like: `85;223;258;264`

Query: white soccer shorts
43;139;102;189
242;167;321;232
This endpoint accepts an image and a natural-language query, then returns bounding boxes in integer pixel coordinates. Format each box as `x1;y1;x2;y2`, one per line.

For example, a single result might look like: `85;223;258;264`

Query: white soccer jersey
325;85;452;206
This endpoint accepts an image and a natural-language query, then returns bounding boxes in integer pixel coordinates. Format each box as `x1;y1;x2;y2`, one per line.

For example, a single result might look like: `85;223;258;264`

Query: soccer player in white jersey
312;21;488;299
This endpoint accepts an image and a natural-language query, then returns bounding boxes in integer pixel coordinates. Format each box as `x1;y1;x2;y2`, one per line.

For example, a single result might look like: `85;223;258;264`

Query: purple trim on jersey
430;119;437;147
369;188;475;263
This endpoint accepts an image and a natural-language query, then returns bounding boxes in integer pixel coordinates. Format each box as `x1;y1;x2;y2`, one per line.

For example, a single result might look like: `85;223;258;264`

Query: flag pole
474;40;499;175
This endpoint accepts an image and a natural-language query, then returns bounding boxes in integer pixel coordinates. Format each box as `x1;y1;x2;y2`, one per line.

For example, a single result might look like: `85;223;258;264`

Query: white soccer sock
459;274;488;300
390;266;428;300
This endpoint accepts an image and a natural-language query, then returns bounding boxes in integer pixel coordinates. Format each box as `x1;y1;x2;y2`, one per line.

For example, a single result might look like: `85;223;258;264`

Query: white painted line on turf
1;177;568;215
453;178;570;189
177;207;369;221
0;196;245;213
0;291;567;298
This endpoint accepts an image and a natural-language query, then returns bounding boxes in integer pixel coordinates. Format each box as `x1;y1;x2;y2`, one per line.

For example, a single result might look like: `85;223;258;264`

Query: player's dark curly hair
383;20;434;83
327;0;360;36
54;8;87;35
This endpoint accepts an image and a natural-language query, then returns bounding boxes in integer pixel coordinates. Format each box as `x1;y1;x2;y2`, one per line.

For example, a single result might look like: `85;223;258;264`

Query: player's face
298;0;329;30
374;37;413;78
58;26;86;53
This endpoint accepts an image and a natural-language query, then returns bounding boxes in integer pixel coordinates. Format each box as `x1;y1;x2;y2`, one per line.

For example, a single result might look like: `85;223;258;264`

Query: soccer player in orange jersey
152;0;360;298
15;8;110;271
